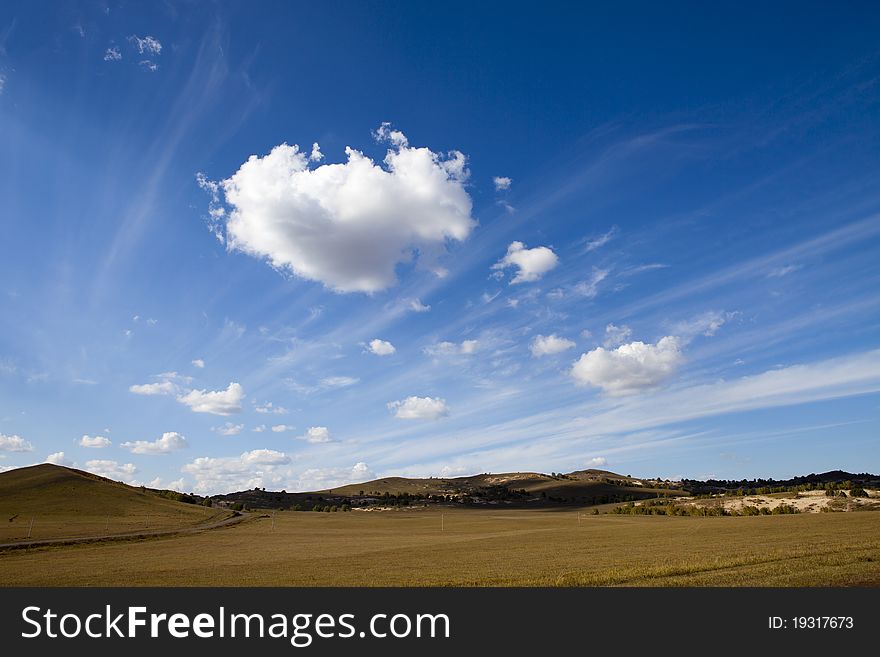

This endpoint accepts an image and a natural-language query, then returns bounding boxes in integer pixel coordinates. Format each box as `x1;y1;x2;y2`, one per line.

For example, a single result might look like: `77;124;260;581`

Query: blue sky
1;2;879;493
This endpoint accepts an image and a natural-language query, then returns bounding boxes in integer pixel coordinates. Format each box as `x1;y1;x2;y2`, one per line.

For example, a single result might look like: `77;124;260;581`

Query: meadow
2;507;878;586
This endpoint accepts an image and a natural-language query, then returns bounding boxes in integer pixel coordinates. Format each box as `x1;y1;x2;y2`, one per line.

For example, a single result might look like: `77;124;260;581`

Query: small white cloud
85;459;138;482
492;241;559;284
129;372;188;397
146;318;158;326
213;423;244;436
252;424;266;433
129;381;176;396
139;59;158;72
79;434;111;448
255;401;288;415
0;433;34;452
121;431;187;455
271;424;294;433
586;456;608;468
45;451;72;466
104;46;122;61
493;176;512;191
309;142;323;162
177;382;244;416
603;323;633;348
192;359;205;369
373;121;409;147
424;340;479;357
129;35;162;55
573;267;609;298
388;396;449;420
570;336;683;396
460;340;478;354
530;334;576;357
368;339;396;356
580;329;592;339
767;264;801;278
408;298;431;313
299;426;332;443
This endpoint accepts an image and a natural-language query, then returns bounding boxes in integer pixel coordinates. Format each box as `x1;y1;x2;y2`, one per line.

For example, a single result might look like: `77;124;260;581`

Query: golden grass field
2;507;879;586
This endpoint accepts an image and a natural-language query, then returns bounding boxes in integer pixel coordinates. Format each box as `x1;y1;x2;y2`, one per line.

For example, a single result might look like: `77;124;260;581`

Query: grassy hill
0;464;226;543
214;468;683;510
321;468;681;499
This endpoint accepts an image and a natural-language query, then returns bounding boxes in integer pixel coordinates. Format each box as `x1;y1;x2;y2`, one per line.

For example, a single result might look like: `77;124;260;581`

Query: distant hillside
320;468;678;497
0;464;223;543
213;468;683;510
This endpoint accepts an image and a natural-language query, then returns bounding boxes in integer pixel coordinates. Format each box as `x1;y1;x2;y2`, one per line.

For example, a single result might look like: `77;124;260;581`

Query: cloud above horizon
121;431;188;455
492;241;559;284
0;434;34;452
388;396;449;420
368;339;396;356
177;382;244;415
493;176;512;191
214;125;476;293
531;334;576;357
79;434;112;448
85;459;138;483
300;426;333;443
570;336;683;395
182;449;292;494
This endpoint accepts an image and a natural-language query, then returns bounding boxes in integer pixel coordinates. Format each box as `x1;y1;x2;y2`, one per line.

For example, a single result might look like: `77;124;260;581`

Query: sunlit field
2;507;878;586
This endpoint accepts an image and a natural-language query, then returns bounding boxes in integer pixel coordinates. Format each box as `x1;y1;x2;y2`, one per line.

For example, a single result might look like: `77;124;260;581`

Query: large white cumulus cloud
218;125;476;293
183;449;291;494
570;336;683;395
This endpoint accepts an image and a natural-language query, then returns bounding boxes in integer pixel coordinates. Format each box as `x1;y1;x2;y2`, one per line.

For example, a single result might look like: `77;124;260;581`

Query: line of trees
612;500;800;516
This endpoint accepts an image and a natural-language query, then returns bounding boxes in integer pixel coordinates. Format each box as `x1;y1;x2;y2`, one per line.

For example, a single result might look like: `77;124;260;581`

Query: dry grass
1;507;878;586
0;464;223;542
